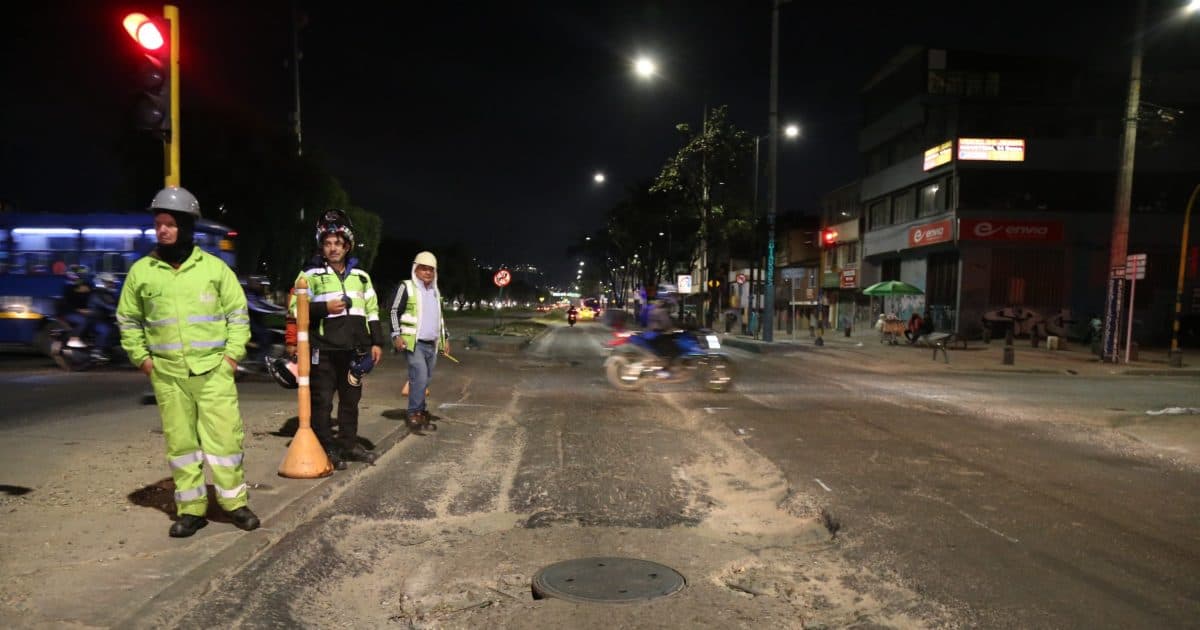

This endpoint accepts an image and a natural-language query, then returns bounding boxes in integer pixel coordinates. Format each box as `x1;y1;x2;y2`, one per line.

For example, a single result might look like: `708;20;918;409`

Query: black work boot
325;447;348;470
169;514;208;538
228;507;260;531
344;443;378;465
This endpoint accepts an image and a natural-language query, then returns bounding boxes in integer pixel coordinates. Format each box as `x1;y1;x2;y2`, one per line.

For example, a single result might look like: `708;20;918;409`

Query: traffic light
820;228;839;247
122;12;171;138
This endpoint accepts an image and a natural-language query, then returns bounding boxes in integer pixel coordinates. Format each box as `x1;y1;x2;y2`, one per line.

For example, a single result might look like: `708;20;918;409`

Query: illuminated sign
908;218;954;248
922;140;953;171
959;219;1063;242
958;138;1025;162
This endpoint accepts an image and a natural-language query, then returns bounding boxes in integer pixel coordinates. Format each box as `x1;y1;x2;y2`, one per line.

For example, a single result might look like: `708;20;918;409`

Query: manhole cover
531;557;685;603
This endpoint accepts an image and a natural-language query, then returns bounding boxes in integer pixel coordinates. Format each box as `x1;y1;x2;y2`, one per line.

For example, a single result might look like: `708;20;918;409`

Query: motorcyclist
244;276;283;363
59;268;92;348
567;305;579;325
647;296;680;376
85;272;119;359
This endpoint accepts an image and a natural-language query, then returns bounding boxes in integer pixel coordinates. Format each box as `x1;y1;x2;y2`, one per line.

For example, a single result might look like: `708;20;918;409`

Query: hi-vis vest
290;264;380;350
392;279;447;352
117;247;250;378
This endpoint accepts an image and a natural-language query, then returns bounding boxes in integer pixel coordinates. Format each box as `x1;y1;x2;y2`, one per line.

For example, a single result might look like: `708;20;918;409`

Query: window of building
882;259;901;282
893;189;916;224
868;199;890;230
918;181;947;217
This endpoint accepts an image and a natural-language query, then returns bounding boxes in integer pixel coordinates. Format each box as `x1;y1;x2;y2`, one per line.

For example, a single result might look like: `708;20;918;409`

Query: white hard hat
413;251;438;269
149;186;201;218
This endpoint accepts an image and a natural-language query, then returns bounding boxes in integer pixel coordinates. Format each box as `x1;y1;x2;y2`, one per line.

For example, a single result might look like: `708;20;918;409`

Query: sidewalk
719;327;1200;378
0;360;419;629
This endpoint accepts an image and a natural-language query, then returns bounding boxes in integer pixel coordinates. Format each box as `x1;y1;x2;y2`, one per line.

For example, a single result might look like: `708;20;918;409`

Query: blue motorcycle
603;328;733;392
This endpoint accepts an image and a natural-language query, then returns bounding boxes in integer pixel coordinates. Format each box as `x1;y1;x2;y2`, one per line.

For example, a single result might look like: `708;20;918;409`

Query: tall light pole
762;0;783;342
1102;0;1148;362
1169;184;1199;366
748;124;799;335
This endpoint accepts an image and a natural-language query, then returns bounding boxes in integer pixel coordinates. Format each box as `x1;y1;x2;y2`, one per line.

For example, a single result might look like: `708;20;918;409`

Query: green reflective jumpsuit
117;247;251;517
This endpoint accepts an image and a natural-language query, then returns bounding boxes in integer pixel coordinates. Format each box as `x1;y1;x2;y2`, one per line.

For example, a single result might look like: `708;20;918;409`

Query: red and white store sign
960;219;1063;242
908;219;954;248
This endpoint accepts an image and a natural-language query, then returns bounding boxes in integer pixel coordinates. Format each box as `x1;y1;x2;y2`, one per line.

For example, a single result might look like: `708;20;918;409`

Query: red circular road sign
736;273;747;285
493;269;512;287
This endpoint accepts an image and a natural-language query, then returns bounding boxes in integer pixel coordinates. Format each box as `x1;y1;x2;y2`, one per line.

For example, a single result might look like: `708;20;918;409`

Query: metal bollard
1003;346;1015;365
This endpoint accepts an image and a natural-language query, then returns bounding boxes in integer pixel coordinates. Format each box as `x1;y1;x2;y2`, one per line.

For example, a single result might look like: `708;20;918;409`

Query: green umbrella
862;280;923;296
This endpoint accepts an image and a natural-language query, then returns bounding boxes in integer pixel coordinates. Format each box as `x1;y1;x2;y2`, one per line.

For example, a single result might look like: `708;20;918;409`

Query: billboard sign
923;140;953;171
958;137;1025;162
908;218;954;248
960;219;1063;242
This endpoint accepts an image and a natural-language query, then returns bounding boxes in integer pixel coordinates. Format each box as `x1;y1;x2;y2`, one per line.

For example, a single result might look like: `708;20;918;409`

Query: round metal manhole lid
531;557;686;604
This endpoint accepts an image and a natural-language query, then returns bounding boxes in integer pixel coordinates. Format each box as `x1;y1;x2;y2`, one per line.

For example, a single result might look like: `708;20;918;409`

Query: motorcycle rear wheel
605;354;645;391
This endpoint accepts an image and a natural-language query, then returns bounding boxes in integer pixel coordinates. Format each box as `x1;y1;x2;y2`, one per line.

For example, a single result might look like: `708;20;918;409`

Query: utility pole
1102;0;1147;362
762;0;782;342
290;1;304;157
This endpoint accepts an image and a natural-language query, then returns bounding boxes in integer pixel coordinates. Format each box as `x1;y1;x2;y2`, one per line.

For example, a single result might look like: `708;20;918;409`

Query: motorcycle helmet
347;351;376;387
266;355;299;389
94;272;117;290
149;186;201;218
315;209;354;247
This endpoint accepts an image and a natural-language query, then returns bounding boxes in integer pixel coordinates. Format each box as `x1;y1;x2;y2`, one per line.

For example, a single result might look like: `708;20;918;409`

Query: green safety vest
391;279;447;352
117;247;250;378
289;263;381;350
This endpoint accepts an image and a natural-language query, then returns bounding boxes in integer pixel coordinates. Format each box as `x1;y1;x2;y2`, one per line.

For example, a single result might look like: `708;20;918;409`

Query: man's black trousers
311;349;361;450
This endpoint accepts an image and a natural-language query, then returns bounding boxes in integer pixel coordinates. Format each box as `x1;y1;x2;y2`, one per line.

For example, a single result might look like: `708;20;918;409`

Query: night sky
3;1;1198;281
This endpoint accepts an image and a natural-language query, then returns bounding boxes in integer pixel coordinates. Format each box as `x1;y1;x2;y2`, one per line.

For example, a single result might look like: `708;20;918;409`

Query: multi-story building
856;46;1199;342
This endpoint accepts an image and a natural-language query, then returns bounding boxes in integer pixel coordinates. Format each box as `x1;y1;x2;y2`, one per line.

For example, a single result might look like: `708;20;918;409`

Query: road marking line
957;509;1019;543
438;403;497;409
814;478;832;492
704;407;730;414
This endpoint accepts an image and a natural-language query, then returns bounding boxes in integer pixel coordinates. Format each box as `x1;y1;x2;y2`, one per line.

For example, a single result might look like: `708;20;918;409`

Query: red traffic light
821;229;839;246
123;13;164;51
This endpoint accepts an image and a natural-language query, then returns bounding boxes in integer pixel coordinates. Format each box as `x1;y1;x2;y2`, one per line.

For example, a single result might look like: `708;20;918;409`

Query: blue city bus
0;212;237;352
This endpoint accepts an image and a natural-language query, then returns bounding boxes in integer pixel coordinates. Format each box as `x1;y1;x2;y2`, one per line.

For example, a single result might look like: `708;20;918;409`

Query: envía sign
959;219;1063;242
908;219;954;248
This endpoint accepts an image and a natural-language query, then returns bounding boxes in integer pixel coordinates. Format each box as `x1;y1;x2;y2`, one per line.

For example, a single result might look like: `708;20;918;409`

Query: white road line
704;407;730;414
957;509;1020;543
438;403;497;409
814;478;832;492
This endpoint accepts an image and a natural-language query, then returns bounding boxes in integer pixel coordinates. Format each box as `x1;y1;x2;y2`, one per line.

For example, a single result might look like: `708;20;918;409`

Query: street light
748;122;800;337
634;56;657;79
593;172;606;184
1169;184;1199;366
1104;0;1197;361
784;124;799;139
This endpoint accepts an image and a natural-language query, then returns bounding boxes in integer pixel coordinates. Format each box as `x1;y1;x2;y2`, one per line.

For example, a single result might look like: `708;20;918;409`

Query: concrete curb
117;418;415;629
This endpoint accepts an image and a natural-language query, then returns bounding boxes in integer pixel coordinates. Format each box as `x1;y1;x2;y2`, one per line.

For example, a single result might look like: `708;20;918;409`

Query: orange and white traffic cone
279;277;334;479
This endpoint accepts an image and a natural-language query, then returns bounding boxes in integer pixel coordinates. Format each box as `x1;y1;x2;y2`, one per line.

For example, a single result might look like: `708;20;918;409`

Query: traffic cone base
278;426;334;478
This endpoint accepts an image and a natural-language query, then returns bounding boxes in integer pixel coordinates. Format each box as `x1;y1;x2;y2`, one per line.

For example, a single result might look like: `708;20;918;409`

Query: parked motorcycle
603;328;733;392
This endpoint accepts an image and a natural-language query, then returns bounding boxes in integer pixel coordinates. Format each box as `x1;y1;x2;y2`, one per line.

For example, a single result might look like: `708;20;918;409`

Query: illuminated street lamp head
634;56;657;79
1188;0;1200;13
593;172;606;184
784;123;800;139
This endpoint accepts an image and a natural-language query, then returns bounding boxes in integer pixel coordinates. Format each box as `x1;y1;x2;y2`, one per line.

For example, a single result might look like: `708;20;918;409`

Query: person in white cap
389;251;449;431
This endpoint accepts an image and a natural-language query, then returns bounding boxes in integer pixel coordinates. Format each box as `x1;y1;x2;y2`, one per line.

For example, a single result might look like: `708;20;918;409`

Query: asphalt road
7;321;1199;628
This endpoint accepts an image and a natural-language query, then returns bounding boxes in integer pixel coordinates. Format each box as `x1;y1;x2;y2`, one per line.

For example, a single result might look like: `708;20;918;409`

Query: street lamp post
1169;183;1199;366
1102;0;1148;363
762;0;783;342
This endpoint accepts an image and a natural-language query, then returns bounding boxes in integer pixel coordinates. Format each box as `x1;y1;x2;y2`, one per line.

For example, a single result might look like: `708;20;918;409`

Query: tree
651;105;754;322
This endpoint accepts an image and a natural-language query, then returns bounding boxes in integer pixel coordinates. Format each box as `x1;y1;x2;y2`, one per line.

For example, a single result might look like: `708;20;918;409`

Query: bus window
82;229;142;252
12;228;79;253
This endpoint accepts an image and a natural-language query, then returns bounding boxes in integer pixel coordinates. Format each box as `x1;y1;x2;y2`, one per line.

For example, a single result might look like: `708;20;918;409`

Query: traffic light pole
164;4;181;187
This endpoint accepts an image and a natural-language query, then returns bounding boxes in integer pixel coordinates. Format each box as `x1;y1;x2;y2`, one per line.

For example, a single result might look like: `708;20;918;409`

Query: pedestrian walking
389;251;449;432
291;209;386;469
116;186;259;538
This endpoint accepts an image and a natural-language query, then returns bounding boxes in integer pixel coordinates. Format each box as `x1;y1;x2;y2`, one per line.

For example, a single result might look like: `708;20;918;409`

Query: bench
913;332;963;363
